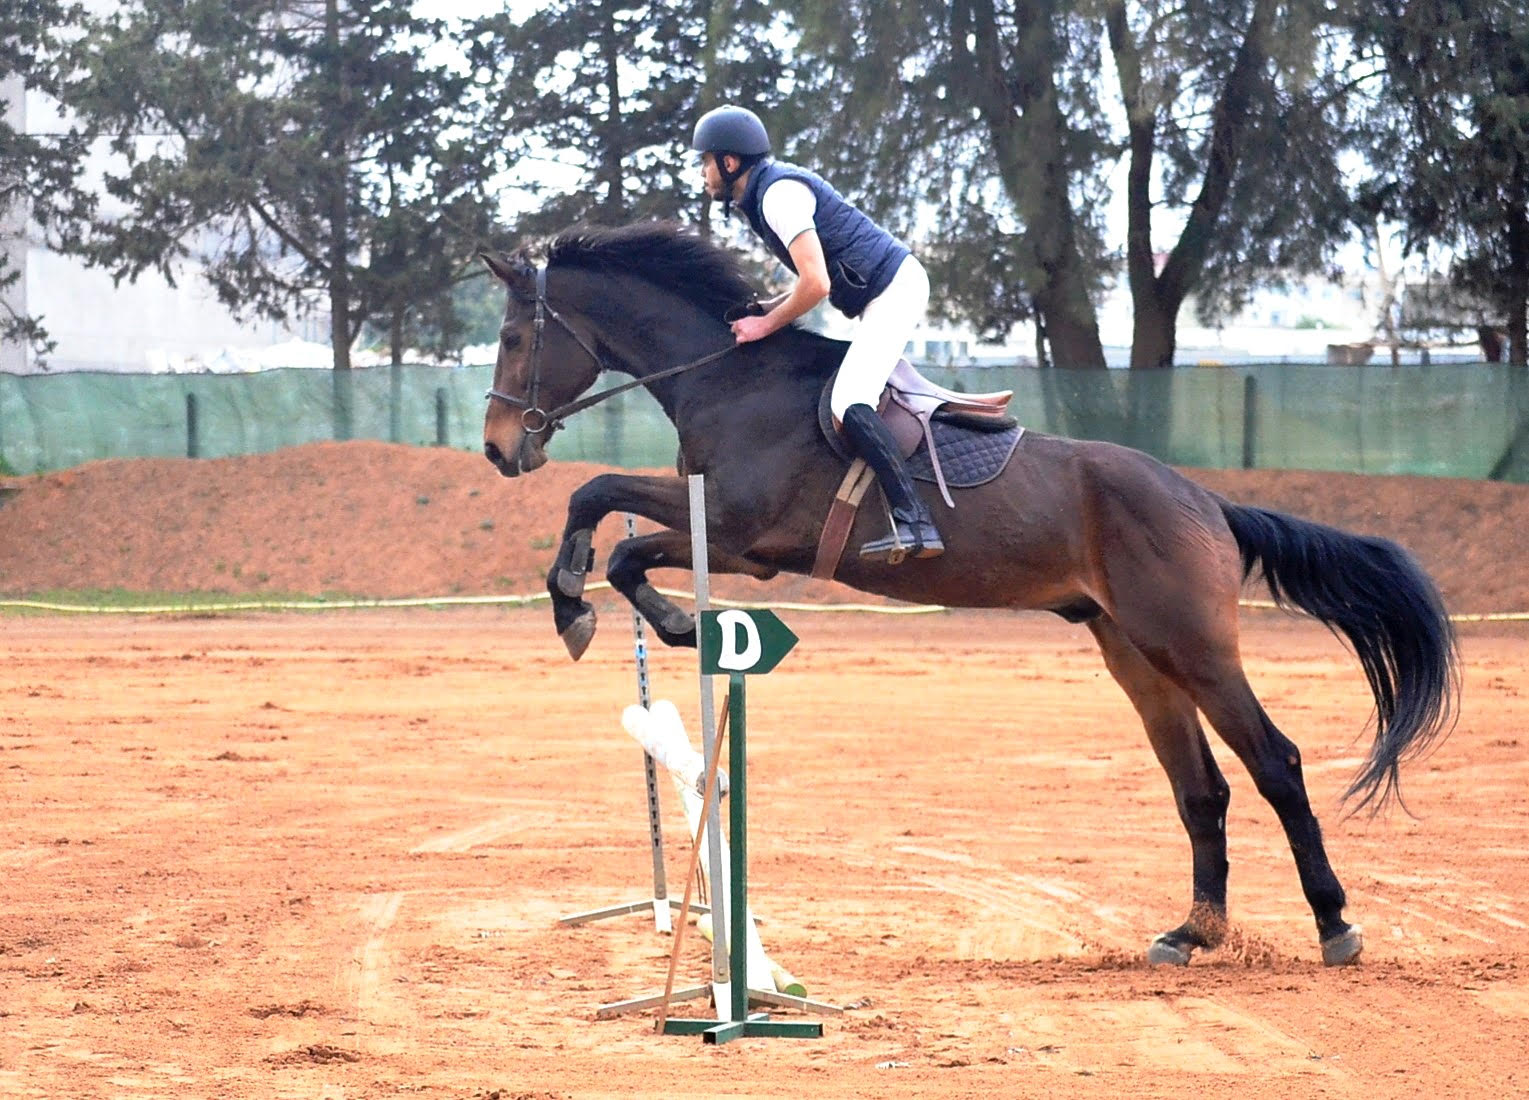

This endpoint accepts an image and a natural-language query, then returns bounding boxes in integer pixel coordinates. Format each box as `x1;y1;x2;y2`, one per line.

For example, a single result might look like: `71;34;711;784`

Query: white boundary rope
3;588;1527;622
1235;598;1529;624
0;583;945;616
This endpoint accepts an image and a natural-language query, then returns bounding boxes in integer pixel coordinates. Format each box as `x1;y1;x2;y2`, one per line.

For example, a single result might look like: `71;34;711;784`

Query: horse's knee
605;541;642;589
566;475;622;528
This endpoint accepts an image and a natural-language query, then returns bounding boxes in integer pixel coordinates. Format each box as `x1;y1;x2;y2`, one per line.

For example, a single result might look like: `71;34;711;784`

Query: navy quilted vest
740;160;910;319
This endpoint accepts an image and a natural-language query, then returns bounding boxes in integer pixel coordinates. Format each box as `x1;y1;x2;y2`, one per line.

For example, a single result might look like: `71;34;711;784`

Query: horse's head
479;249;604;477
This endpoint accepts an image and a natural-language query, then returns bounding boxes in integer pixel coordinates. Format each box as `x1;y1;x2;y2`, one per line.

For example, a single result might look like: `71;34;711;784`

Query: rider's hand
731;314;775;343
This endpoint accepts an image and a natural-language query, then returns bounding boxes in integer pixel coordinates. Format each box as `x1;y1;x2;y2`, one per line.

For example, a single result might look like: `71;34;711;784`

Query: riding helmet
691;106;771;157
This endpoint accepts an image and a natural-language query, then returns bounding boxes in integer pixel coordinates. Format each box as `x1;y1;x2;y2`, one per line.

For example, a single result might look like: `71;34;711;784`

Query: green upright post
729;672;749;1026
1242;374;1258;469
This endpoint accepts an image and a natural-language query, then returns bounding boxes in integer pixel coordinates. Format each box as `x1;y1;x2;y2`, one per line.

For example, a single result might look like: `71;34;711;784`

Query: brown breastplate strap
812;459;878;580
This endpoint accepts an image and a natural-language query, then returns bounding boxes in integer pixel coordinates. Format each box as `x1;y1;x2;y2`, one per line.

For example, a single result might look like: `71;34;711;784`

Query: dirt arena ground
2;444;1528;1098
2;609;1527;1099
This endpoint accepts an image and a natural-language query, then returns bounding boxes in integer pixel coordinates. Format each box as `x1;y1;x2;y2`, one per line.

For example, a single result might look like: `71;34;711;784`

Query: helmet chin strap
714;155;750;219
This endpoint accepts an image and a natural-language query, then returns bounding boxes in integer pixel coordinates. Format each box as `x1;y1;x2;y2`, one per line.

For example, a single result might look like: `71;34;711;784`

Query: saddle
818;359;1015;477
813;360;1025;578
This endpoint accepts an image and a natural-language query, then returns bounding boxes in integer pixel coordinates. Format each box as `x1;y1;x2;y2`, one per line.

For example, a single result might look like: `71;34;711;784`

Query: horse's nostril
484;442;502;465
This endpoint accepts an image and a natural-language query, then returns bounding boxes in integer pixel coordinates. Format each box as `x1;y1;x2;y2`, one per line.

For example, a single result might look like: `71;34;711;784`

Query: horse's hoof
560;611;597;661
1146;936;1193;967
1320;925;1363;967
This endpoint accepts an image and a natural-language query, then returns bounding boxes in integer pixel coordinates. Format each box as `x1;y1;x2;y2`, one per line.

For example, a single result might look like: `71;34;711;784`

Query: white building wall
25;248;324;372
3;75;324;375
1;74;28;374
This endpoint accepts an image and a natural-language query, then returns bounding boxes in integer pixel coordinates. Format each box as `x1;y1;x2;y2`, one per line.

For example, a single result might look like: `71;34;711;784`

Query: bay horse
480;221;1458;968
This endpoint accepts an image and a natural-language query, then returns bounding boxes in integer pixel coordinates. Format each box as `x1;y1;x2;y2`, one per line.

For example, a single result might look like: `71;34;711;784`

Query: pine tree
467;0;789;239
1354;0;1529;364
63;0;496;383
783;1;1116;367
771;3;1360;371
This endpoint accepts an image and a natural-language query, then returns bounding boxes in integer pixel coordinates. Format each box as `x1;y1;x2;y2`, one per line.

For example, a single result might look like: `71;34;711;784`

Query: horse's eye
500;326;522;350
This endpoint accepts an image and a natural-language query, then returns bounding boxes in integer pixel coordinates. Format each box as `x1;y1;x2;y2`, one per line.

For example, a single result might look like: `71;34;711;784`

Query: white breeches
829;255;930;418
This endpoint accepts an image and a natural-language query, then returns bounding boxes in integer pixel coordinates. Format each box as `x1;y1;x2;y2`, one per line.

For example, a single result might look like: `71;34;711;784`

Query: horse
479;221;1459;968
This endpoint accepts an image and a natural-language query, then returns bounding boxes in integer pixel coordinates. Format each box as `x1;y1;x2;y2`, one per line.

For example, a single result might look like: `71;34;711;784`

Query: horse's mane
541;221;762;326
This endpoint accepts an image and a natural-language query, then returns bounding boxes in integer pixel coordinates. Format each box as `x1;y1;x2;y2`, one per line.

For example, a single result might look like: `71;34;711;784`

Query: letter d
716;609;762;672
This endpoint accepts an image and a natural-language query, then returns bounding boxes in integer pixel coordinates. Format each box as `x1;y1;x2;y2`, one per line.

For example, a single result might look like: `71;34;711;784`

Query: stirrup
859;520;944;564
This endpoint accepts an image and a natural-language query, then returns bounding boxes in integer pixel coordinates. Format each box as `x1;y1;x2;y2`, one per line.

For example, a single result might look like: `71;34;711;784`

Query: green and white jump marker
662;604;823;1043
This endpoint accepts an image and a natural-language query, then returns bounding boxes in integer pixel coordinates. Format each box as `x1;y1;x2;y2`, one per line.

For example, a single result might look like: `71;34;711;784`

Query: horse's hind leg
1188;671;1360;965
606;531;779;649
1088;616;1231;965
1110;603;1359;965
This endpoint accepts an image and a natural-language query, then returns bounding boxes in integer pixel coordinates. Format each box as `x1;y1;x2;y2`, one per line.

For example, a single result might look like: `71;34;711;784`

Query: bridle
484;263;737;436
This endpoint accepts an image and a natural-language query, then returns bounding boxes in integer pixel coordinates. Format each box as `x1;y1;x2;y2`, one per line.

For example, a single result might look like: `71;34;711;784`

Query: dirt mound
1;440;1525;614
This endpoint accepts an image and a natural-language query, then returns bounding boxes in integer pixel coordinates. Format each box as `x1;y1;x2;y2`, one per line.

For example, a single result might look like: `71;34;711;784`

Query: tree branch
246;195;328;274
1106;1;1159;302
1155;0;1274;308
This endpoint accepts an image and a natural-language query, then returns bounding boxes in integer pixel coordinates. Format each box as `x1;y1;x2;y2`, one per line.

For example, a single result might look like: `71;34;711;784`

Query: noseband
484;263;738;435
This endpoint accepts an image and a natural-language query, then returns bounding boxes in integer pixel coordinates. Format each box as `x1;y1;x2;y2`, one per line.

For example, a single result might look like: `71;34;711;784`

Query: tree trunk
599;0;625;221
1507;201;1529;366
390;310;404;367
953;0;1106;369
695;0;726;238
1108;0;1272;369
1033;270;1107;369
1128;297;1178;370
325;0;353;439
329;274;354;441
1508;297;1528;367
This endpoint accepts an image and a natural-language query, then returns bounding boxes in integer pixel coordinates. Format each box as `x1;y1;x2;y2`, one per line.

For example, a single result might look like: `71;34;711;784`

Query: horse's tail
1218;500;1459;814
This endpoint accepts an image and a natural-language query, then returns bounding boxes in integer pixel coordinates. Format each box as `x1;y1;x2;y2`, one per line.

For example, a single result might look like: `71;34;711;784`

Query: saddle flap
812;365;1026;580
819;366;1020;461
818;379;921;462
887;358;1014;416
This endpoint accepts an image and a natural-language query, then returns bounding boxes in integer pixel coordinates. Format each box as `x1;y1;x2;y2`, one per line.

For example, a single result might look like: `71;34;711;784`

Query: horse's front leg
607;531;779;649
548;474;695;659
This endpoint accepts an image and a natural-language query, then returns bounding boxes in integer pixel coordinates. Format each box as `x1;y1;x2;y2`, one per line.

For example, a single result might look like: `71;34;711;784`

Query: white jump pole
558;514;696;932
689;474;734;1007
593;482;725;1020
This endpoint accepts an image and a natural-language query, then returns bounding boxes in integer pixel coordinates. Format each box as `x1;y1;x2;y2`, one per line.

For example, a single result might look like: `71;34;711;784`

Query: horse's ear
479;250;519;286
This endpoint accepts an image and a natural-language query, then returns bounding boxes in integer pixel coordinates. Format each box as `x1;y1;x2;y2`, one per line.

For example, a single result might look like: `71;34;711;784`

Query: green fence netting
2;361;1527;481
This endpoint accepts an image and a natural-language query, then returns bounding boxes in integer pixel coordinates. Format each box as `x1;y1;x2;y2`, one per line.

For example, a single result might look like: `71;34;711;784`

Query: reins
485;263;737;434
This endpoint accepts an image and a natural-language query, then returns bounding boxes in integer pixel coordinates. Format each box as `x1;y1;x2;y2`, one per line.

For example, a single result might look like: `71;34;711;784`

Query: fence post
389;362;403;443
332;369;354;441
1241;374;1257;469
186;392;200;459
435;387;448;447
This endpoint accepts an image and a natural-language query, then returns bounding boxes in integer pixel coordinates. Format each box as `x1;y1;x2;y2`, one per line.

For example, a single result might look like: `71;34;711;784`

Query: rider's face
699;152;739;200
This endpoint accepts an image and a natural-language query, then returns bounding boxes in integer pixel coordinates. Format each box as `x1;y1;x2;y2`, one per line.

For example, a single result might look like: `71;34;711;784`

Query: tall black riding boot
839;403;944;562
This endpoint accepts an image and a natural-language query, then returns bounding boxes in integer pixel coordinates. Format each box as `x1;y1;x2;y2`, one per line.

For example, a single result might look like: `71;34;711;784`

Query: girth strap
811;459;878;580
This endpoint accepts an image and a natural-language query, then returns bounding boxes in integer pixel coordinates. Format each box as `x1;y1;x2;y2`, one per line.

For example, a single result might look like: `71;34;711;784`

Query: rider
691;104;942;562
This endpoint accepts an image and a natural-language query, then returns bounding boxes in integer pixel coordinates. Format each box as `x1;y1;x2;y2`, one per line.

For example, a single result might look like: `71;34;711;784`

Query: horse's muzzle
483;436;547;478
